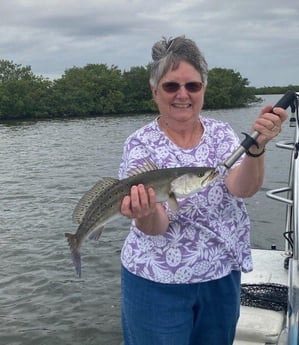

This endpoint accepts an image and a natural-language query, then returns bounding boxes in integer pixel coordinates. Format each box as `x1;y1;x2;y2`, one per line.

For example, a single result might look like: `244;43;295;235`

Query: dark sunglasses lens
185;82;203;92
162;82;180;92
162;82;203;93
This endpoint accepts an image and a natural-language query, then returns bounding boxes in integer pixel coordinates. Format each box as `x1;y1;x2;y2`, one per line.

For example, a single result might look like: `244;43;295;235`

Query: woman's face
151;60;206;124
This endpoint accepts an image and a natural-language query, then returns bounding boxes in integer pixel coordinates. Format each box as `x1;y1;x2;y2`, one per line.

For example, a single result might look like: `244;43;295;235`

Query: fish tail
65;233;82;278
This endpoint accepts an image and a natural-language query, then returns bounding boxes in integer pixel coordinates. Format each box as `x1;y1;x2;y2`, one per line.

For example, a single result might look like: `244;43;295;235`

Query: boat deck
234;248;289;345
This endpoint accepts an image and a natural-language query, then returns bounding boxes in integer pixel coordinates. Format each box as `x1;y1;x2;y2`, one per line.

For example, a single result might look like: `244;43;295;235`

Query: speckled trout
65;161;218;277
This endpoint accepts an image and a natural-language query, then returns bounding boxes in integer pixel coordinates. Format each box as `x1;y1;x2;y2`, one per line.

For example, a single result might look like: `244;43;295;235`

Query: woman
118;36;287;345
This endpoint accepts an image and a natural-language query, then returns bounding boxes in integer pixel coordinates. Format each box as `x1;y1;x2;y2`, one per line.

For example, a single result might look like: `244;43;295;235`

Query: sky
1;0;299;87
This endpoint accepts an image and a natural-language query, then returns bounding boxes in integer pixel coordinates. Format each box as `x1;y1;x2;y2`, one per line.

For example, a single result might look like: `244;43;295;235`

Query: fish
65;161;218;277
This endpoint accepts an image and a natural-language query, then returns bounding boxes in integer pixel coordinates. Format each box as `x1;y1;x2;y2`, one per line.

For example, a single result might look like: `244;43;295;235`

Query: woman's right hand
120;184;169;235
121;184;157;219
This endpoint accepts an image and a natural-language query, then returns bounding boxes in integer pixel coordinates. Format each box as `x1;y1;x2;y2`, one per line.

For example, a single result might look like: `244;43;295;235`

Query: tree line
0;59;297;121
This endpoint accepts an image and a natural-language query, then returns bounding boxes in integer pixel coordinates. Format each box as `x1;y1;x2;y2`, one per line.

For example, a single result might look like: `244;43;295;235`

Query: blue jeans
121;266;240;345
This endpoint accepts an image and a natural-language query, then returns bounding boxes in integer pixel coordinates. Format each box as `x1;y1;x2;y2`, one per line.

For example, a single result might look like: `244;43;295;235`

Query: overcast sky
1;0;298;87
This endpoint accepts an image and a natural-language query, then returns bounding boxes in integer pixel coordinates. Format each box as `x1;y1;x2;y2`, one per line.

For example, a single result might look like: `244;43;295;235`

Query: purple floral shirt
118;116;253;284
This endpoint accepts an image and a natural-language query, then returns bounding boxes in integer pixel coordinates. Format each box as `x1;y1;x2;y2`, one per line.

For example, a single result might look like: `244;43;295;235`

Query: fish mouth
196;169;218;188
212;170;219;181
203;170;219;184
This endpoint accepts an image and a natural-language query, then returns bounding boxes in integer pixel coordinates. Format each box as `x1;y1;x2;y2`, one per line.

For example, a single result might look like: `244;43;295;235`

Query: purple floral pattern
118;116;253;283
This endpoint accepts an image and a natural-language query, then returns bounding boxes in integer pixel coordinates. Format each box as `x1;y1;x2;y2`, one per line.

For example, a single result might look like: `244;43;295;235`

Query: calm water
0;95;294;345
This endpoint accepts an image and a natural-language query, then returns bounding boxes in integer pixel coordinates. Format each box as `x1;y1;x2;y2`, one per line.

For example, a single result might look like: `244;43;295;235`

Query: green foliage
0;60;34;82
122;65;156;113
204;68;259;109
51;64;125;116
0;59;274;120
254;85;299;94
0;60;53;119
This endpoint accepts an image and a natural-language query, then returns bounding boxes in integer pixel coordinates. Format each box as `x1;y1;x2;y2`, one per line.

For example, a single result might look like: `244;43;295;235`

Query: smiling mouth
172;103;191;108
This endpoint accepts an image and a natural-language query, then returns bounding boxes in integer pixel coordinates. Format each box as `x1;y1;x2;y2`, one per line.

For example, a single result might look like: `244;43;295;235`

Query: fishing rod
224;90;298;169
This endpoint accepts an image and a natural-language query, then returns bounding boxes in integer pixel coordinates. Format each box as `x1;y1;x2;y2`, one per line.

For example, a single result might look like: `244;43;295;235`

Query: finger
132;185;158;218
130;185;142;213
272;107;288;123
260;105;273;115
255;107;286;132
254;117;279;133
120;195;133;218
137;184;150;209
147;187;157;207
260;105;287;120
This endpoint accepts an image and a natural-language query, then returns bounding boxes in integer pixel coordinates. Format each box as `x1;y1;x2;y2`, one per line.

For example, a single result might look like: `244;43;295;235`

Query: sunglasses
161;81;203;93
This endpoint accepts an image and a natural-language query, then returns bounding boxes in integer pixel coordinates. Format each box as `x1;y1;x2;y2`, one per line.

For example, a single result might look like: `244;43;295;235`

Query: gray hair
149;36;208;88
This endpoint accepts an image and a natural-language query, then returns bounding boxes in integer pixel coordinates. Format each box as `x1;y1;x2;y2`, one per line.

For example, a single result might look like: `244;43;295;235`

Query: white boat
234;91;299;345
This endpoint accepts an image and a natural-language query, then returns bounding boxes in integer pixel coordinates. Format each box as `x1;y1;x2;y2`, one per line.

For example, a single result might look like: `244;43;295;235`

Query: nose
176;85;189;97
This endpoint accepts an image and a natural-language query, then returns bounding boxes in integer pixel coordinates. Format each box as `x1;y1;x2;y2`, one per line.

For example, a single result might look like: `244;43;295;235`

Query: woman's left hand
226;105;288;198
252;105;288;148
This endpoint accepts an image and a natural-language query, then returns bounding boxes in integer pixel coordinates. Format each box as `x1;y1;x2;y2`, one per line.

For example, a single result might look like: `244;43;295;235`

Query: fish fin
128;159;159;176
100;177;119;184
65;233;82;278
88;226;104;241
168;192;179;212
72;177;119;224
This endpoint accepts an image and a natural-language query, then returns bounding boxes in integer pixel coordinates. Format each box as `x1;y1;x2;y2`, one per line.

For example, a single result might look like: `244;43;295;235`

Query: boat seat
234;305;285;344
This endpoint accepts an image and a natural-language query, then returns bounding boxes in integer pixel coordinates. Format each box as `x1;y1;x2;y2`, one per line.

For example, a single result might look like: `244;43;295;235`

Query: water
0;95;294;345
